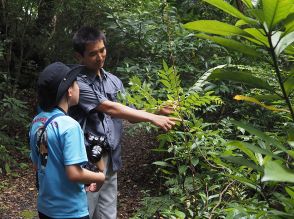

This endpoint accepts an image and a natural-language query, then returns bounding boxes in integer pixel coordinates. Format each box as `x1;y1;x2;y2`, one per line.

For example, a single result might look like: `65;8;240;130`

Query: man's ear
74;52;83;63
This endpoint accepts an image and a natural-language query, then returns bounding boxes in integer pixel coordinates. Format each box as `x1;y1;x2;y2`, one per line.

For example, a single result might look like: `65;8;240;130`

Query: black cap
37;62;84;111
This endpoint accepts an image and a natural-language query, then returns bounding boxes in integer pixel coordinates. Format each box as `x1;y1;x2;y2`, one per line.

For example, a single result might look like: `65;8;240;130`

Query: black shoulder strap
37;113;64;144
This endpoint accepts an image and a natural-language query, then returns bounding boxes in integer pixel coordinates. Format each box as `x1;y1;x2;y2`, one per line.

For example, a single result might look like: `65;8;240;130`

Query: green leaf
234;95;290;112
287;150;294;158
196;33;263;57
235;19;249;27
283;13;294;35
189;64;227;92
184;20;250;37
226;174;259;190
153;161;173;168
262;0;293;30
163;60;169;72
228;141;283;161
230;120;287;152
285;44;294;54
275;31;294;56
191;158;199;166
208;68;274;91
227;141;258;164
284;74;294;95
203;0;257;24
174;210;186;219
262;160;294;183
160;79;171;88
244;28;269;46
178;165;188;175
285;186;294;199
252;94;283;102
222;155;263;171
241;0;254;8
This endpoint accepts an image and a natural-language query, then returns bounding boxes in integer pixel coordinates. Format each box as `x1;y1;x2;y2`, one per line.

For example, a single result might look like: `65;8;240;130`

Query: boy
29;62;105;219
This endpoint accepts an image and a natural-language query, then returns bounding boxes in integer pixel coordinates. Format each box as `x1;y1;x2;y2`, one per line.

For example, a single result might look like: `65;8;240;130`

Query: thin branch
208;180;235;219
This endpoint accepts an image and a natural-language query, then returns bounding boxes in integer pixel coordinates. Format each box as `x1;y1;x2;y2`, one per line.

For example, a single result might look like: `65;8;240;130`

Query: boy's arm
65;164;105;186
96;100;180;131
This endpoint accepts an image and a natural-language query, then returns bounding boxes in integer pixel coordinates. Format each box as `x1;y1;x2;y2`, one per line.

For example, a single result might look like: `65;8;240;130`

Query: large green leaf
228;141;284;161
231;120;288;152
250;9;266;22
203;0;257;24
262;0;293;30
244;28;269;46
241;0;254;8
208;68;274;91
184;20;250;37
234;95;290;112
235;19;249;27
285;44;294;54
284;74;294;95
195;33;262;57
227;141;259;164
283;13;294;36
189;64;227;92
252;94;283;102
222;155;263;171
262;160;294;183
275;31;294;56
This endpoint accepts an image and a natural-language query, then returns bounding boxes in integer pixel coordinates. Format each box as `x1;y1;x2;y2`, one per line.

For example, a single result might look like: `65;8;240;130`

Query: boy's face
68;81;80;106
77;40;106;74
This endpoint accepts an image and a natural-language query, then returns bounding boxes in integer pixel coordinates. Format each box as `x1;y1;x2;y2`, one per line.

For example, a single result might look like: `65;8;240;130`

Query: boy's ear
67;86;73;97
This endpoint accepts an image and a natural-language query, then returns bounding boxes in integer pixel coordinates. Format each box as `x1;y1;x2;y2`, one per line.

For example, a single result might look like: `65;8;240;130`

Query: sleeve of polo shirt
77;78;108;113
63;124;88;166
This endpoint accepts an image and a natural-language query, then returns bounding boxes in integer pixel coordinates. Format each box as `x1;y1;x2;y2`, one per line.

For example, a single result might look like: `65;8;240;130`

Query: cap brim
55;65;84;103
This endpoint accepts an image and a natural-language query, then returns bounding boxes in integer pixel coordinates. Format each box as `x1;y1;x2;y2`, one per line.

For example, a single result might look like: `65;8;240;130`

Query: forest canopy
1;0;294;218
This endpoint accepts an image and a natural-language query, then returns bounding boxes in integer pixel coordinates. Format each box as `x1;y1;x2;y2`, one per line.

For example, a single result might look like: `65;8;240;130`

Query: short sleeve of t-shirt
29;129;38;165
77;77;107;113
62;124;88;166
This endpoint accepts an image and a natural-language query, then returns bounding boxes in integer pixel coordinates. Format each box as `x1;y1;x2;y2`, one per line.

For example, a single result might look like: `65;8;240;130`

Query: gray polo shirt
69;68;124;171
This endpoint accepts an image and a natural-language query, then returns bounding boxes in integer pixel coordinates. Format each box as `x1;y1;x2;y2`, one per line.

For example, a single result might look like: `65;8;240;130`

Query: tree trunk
235;0;244;13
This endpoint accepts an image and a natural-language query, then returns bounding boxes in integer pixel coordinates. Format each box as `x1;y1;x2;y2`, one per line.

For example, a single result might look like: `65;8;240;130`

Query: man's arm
97;100;179;131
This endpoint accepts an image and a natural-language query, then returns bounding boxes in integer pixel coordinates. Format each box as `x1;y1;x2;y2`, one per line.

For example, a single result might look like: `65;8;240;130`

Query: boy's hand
85;183;97;192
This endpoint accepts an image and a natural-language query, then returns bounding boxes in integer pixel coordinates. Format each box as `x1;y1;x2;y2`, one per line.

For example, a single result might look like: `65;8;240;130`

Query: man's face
79;40;106;73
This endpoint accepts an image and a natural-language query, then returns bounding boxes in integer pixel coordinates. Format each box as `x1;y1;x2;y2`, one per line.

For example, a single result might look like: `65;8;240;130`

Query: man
70;26;178;219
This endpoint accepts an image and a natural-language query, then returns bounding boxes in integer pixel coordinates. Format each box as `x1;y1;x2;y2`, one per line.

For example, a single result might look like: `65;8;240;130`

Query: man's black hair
73;26;106;56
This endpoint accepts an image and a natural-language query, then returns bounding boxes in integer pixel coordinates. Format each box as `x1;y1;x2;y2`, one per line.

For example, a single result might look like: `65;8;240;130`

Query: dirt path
0;123;158;219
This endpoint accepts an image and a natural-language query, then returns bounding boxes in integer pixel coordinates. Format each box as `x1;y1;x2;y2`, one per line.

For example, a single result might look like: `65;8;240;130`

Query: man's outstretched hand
157;100;179;116
151;115;180;131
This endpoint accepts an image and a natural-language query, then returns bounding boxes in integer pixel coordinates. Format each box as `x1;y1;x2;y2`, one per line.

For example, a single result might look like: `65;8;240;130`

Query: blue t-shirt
29;108;88;218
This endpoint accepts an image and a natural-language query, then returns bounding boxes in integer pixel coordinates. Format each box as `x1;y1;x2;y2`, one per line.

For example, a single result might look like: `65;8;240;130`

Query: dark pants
38;211;90;219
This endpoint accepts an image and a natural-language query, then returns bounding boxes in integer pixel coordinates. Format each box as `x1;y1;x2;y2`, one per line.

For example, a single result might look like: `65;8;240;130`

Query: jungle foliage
1;0;294;218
